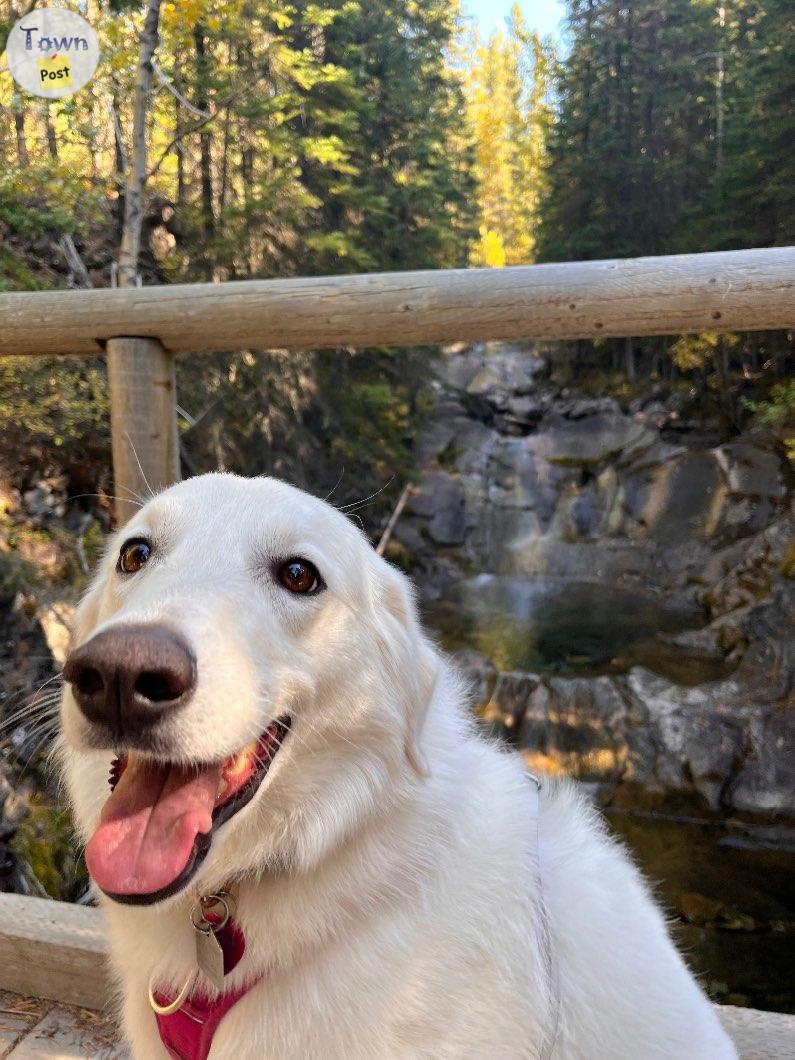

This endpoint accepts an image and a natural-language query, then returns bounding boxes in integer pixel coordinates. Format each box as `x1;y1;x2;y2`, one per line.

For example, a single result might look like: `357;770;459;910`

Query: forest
1;0;791;507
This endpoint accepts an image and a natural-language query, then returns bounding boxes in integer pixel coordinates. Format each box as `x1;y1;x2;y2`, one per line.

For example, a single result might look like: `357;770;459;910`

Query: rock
434;350;485;392
627;451;725;543
527;411;657;468
404;343;793;818
727;706;795;816
429;501;467;546
716;441;786;501
567;484;603;538
450;649;498;709
502;536;656;582
448;418;497;475
414;416;457;464
464;352;548;409
556;396;620;419
679;892;725;924
490;672;542;743
478;505;542;572
514;673;634;782
410;471;468;546
505;395;546;425
21;476;68;523
719;912;758;932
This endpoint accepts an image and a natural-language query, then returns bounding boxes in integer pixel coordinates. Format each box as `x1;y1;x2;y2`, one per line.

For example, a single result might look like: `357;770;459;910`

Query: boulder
526;411;657;469
716;441;787;501
410;470;468;546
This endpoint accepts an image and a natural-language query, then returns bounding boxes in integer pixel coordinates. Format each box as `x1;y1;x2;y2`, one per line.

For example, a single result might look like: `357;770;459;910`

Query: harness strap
152;918;264;1060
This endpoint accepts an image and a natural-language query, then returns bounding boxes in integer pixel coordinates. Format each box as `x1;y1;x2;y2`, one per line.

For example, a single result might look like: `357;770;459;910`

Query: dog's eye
118;538;152;574
277;558;321;595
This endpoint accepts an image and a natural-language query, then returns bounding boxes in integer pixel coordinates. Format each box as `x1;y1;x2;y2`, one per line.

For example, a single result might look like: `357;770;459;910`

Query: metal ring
190;892;230;933
148;970;197;1016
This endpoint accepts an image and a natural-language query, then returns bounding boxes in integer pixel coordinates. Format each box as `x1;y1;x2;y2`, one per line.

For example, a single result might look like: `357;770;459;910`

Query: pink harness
152;919;263;1060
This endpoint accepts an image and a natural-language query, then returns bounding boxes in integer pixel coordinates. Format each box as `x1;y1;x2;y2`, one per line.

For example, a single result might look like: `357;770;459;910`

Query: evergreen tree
300;0;475;273
720;0;795;248
539;0;720;263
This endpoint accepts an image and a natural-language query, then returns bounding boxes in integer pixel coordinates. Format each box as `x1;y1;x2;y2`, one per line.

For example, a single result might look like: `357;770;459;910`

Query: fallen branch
56;234;93;289
375;483;413;557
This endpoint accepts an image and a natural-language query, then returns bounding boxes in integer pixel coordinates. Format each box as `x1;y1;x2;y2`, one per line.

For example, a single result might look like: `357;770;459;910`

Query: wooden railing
1;246;793;522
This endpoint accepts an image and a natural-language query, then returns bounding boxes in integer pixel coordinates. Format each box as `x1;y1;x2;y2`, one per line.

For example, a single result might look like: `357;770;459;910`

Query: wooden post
106;337;180;525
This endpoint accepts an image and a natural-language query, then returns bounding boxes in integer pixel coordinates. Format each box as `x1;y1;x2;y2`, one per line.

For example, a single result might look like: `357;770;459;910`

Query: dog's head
60;474;438;906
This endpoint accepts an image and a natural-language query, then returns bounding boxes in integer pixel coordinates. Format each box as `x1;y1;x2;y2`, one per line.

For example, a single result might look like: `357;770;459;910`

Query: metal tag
195;926;226;991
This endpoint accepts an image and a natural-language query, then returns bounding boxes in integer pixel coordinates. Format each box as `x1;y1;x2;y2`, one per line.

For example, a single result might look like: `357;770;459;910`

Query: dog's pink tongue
85;756;220;897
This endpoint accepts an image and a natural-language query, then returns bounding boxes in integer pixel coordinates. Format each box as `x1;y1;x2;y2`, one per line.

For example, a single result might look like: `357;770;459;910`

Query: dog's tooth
226;748;251;778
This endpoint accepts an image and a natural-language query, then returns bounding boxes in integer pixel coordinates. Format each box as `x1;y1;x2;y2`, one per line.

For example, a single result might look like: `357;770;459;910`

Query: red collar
152;918;264;1060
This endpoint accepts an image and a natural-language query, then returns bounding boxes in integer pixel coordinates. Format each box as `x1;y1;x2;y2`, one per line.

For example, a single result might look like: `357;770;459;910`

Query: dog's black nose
63;624;196;737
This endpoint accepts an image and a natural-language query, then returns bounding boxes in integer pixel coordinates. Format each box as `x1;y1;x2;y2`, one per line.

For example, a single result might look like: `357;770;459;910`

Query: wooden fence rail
1;246;792;522
2;247;793;357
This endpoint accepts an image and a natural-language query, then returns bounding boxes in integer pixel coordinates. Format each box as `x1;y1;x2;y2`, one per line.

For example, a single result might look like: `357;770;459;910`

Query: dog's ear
376;563;438;777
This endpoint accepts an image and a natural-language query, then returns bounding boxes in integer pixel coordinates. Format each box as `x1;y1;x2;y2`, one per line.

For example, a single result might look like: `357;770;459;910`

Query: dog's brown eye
277;558;321;595
118;538;152;574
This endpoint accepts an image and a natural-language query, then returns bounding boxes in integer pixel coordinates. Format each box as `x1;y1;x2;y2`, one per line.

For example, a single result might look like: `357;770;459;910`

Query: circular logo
5;9;100;99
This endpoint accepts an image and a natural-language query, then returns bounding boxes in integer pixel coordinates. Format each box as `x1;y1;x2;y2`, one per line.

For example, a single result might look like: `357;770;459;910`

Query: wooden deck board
1;988;793;1059
0;993;49;1058
0;993;127;1060
718;1005;795;1060
6;1007;127;1059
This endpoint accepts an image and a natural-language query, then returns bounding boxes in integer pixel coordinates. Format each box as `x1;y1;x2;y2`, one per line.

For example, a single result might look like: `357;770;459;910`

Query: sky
462;0;567;41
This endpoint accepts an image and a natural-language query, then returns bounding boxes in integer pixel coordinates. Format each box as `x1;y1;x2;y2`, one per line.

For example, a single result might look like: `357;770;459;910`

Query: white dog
60;474;736;1059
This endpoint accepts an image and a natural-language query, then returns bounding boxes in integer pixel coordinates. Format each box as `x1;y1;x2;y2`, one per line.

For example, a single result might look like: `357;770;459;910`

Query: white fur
60;474;737;1059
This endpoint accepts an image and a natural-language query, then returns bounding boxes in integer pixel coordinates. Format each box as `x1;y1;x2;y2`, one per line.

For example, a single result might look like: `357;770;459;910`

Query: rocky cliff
394;344;794;818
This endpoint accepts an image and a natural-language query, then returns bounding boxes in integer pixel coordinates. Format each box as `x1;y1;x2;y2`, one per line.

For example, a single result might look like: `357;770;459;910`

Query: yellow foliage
461;7;553;268
478;228;507;268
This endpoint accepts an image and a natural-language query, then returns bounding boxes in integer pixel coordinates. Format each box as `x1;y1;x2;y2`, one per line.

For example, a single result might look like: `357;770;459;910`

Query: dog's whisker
1;684;63;715
0;712;59;737
67;491;144;510
296;711;361;753
339;474;396;513
2;672;63;713
5;713;60;744
322;466;346;504
0;700;61;737
15;724;60;773
122;432;156;502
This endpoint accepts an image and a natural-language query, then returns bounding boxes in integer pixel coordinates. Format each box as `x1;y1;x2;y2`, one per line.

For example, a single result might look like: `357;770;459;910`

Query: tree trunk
117;0;162;288
193;23;215;276
110;85;127;241
624;335;636;382
43;105;58;160
174;66;186;208
13;107;29;166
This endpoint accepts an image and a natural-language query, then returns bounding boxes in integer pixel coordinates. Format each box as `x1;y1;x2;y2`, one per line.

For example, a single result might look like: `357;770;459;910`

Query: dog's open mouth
84;716;291;905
